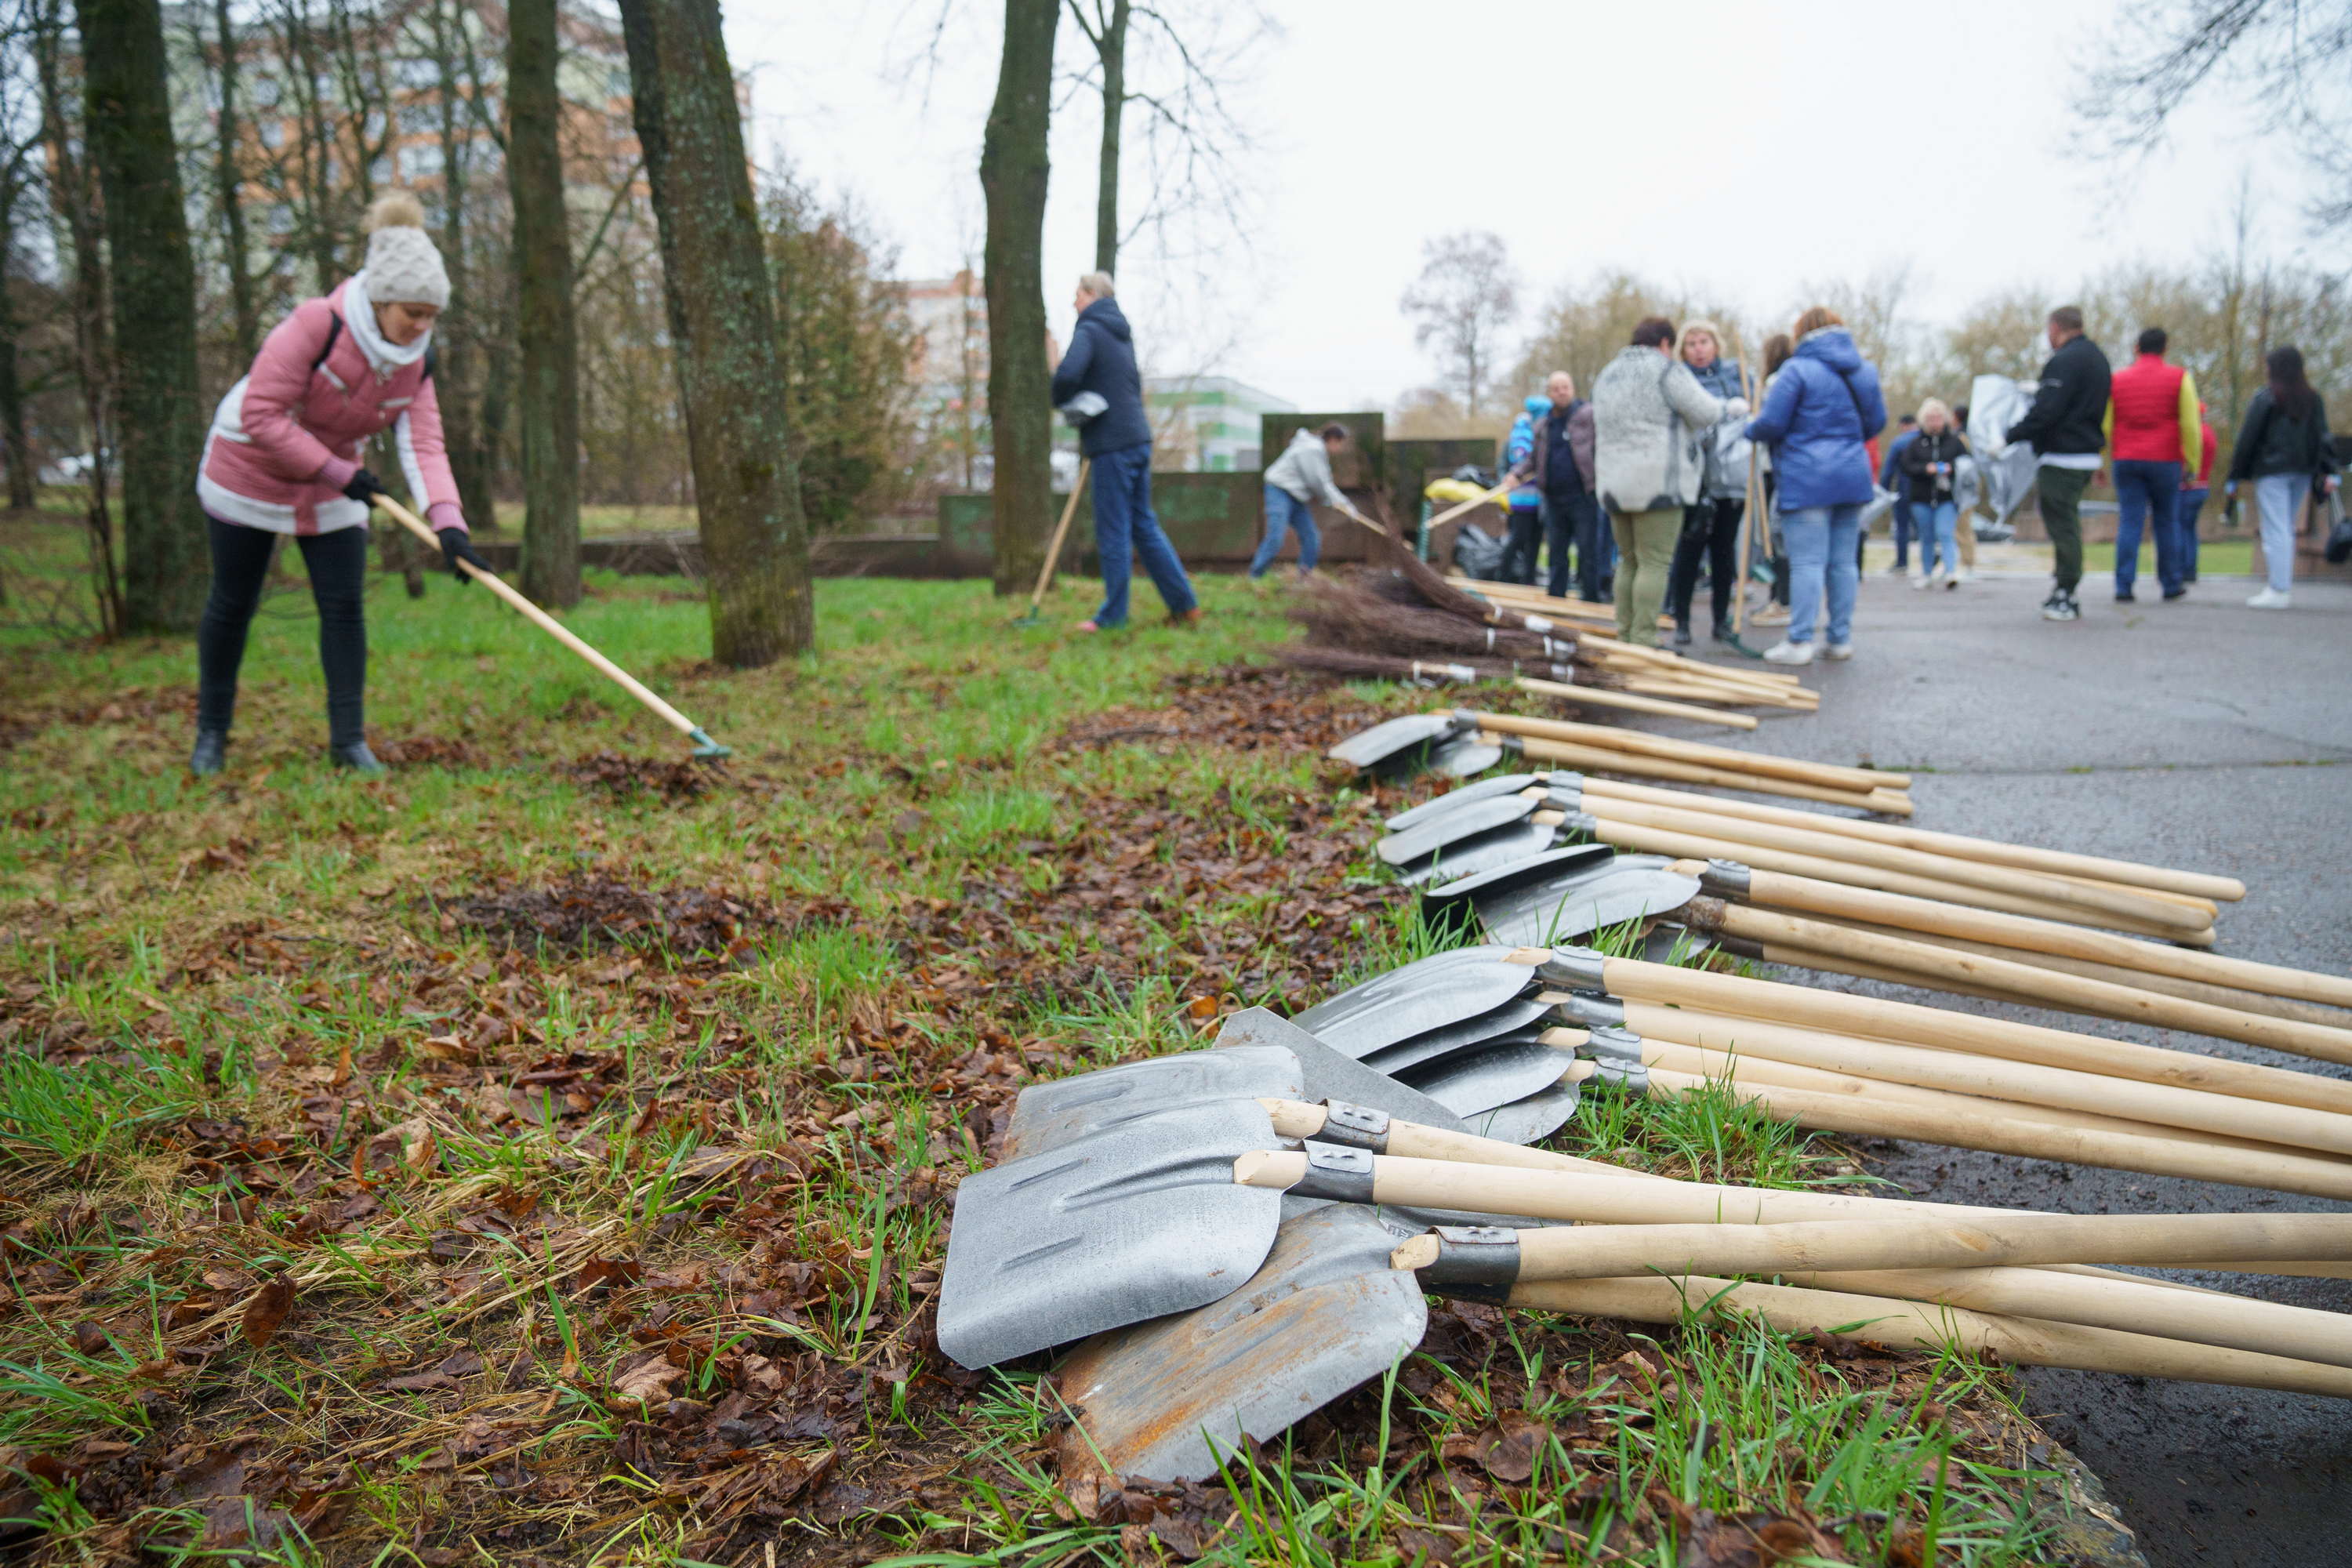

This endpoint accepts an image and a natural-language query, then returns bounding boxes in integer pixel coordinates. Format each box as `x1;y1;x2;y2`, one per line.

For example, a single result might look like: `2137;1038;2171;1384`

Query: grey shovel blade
1396;819;1572;887
1402;1035;1576;1118
1327;712;1468;770
1210;1007;1473;1133
1360;995;1555;1075
1475;857;1699;950
937;1098;1285;1370
1004;1046;1305;1161
1421;844;1619;915
1377;793;1541;868
1463;1079;1584;1145
1427;735;1504;778
1384;773;1544;833
1289;946;1541;1058
1051;1200;1426;1486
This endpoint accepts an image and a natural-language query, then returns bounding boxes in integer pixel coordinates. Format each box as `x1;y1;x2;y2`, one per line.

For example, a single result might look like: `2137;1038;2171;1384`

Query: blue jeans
2112;458;2184;597
2176;486;2208;580
1780;503;1860;646
1250;485;1319;576
1917;499;1959;577
1088;443;1196;626
1889;499;1915;568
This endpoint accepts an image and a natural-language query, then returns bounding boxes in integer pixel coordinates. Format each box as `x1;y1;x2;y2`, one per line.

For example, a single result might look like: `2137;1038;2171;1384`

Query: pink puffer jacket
198;276;464;536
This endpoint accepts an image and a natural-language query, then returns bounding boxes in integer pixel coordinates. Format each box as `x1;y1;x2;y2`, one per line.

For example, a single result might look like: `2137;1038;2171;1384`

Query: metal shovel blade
1465;1080;1584;1145
1004;1046;1303;1161
1427;735;1504;778
1396;818;1573;887
1421;844;1617;920
1377;793;1542;868
1359;995;1556;1076
1289;946;1541;1058
1210;1008;1472;1133
1327;712;1469;771
1051;1200;1426;1486
1383;773;1545;833
937;1098;1286;1370
1475;857;1700;950
1399;1034;1573;1117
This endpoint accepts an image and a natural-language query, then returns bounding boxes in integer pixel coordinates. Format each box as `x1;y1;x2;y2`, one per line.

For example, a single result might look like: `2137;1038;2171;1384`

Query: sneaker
1075;619;1104;633
329;741;387;775
1886;562;1913;576
1944;572;1960;590
1952;568;1973;584
189;728;227;778
1672;621;1693;648
1822;641;1854;661
2162;587;2188;602
2114;589;2136;603
1171;607;1207;626
1752;604;1791;627
2041;590;2080;622
2245;587;2292;609
1908;572;1929;589
1761;640;1815;666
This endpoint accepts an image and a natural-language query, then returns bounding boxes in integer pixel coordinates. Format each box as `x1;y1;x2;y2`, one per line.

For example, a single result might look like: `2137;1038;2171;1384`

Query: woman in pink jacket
191;191;487;776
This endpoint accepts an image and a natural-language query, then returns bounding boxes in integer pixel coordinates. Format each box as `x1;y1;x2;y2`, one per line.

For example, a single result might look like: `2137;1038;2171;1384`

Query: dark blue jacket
1744;328;1886;511
1050;298;1154;457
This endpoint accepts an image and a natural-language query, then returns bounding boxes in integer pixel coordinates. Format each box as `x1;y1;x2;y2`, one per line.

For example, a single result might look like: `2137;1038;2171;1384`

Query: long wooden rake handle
374;494;727;757
1472;710;1905;793
1515;675;1759;731
1025;459;1091;615
1495;732;1914;817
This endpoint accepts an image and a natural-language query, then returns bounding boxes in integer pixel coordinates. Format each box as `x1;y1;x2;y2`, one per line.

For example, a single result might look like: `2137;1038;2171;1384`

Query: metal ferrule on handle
1309;1102;1393;1155
1290;1142;1376;1203
1412;1225;1521;1303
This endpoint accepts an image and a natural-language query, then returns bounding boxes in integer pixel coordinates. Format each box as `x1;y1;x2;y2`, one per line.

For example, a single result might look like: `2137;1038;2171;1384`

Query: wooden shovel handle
1600;957;2352;1116
1494;734;1911;816
1026;459;1091;612
1501;1274;2352;1399
1495;1213;2352;1281
1513;676;1759;730
1423;481;1519;532
1473;710;1903;793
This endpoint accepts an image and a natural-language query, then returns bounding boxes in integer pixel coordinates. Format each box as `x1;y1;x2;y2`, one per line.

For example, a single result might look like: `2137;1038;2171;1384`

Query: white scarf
342;274;431;373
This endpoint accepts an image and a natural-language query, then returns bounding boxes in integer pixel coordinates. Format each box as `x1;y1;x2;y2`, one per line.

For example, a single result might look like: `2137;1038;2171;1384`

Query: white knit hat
365;223;450;310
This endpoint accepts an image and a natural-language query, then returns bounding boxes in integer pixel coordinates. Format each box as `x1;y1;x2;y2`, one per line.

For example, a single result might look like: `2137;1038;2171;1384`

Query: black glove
437;527;490;583
341;466;385;504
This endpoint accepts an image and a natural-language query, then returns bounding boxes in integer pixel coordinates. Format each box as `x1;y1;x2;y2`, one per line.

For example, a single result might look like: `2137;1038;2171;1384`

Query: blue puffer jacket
1050;298;1154;457
1744;328;1886;511
1506;410;1541;507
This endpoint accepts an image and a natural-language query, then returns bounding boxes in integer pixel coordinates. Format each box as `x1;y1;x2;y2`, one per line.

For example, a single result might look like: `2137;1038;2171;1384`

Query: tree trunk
507;0;580;607
82;0;209;633
211;0;258;362
1092;0;1127;275
982;0;1059;597
0;187;35;511
426;0;497;536
618;0;812;666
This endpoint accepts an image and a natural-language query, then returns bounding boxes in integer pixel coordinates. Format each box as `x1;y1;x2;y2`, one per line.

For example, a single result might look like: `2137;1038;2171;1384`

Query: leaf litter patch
430;877;849;965
1052;661;1397;756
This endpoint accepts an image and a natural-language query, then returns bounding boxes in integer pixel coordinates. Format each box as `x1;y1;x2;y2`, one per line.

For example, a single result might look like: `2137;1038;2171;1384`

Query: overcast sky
723;0;2321;409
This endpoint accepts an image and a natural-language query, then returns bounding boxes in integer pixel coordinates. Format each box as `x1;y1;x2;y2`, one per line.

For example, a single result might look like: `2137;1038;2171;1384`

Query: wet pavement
1660;567;2352;1567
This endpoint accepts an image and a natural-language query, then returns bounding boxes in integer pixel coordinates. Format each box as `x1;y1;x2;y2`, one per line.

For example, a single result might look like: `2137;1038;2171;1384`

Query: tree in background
979;0;1057;598
82;0;208;633
763;176;919;535
1512;269;1693;400
507;0;580;608
619;0;812;666
1399;231;1518;419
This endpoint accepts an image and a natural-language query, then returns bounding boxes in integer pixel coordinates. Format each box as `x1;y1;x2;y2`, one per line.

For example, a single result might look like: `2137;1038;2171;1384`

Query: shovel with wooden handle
1013;459;1091;627
373;494;730;757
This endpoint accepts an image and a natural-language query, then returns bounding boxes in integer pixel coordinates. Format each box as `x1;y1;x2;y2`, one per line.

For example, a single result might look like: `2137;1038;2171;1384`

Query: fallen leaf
241;1278;294;1350
612;1353;686;1408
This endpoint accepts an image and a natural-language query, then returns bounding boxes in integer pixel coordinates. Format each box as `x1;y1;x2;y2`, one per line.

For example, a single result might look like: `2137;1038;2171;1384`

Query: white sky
723;0;2324;410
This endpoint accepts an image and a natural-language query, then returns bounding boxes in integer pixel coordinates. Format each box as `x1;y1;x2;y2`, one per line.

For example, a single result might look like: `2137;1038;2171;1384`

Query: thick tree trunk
82;0;208;633
982;0;1059;597
210;0;258;362
0;192;34;510
619;0;812;666
507;0;580;607
1092;0;1127;275
427;0;496;535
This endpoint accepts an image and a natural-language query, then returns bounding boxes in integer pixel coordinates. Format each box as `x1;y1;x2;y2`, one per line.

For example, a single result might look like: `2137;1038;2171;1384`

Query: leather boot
189;728;228;777
1672;616;1693;648
329;741;387;775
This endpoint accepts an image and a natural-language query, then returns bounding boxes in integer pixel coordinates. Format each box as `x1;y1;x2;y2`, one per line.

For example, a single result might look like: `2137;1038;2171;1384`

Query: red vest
2108;354;2187;463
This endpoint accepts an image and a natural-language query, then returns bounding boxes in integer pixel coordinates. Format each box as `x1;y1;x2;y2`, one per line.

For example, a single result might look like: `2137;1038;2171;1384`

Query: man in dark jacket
2005;306;2111;622
1524;370;1603;600
1049;273;1200;630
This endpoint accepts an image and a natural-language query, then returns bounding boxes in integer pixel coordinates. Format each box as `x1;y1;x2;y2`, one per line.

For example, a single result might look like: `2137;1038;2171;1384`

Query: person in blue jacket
1742;306;1886;665
1499;396;1549;583
1050;272;1200;631
1876;413;1920;576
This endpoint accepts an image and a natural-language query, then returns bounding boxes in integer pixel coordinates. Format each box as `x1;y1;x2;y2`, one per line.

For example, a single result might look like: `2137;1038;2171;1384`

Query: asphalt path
1657;567;2352;1566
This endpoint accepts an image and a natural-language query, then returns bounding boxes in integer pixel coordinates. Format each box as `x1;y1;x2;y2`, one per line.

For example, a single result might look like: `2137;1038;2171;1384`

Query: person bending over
1256;421;1356;580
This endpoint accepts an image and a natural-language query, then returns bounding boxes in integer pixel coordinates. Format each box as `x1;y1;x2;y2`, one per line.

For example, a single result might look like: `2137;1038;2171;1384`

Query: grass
0;502;2086;1564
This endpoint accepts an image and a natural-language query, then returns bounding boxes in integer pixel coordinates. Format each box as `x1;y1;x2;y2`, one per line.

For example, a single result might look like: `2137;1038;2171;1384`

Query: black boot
329;740;387;775
1711;619;1732;641
190;728;228;777
1672;617;1693;648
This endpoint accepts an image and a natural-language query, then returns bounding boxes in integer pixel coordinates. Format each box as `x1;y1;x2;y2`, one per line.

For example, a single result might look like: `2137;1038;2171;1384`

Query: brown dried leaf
241;1278;294;1350
612;1352;687;1408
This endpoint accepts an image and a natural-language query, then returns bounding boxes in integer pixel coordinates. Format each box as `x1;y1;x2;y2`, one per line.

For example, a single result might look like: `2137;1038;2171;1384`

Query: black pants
1667;497;1743;629
1497;505;1543;585
1543;489;1608;601
197;517;369;748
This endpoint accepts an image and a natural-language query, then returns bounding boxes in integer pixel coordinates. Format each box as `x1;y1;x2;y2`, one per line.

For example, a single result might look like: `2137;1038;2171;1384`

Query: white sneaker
1761;640;1815;666
1952;568;1973;583
1909;572;1931;590
2245;587;2292;609
1823;641;1854;661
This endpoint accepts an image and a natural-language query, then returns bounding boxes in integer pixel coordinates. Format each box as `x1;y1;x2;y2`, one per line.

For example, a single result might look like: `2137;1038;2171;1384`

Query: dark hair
2049;305;2085;333
2136;327;2168;355
1953;403;1969;426
2267;346;2317;419
1762;333;1792;377
1630;316;1676;350
1318;422;1351;443
1897;412;1918;426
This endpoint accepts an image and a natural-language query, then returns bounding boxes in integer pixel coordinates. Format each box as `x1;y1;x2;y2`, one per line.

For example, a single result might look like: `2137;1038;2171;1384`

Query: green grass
0;505;2081;1565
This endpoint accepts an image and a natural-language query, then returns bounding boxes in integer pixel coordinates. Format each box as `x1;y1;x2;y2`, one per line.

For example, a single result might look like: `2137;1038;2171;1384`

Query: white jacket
1591;346;1728;513
1264;428;1346;507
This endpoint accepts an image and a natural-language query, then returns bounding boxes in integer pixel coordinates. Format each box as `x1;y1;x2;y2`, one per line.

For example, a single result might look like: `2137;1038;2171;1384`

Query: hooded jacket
1050;296;1154;457
198;274;463;535
2005;332;2111;458
1264;427;1348;508
2225;387;2338;483
1743;327;1886;512
1591;346;1726;514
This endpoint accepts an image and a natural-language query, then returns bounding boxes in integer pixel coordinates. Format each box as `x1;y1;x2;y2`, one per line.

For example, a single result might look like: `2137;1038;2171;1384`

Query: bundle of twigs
1291;579;1580;664
1278;645;1577;687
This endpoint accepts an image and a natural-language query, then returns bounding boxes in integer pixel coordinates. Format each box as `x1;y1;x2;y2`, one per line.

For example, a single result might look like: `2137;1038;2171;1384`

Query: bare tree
408;0;502;535
619;0;813;665
1513;269;1693;401
1399;231;1518;419
194;0;260;361
0;3;43;510
2078;0;2352;230
981;0;1057;597
507;0;579;607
